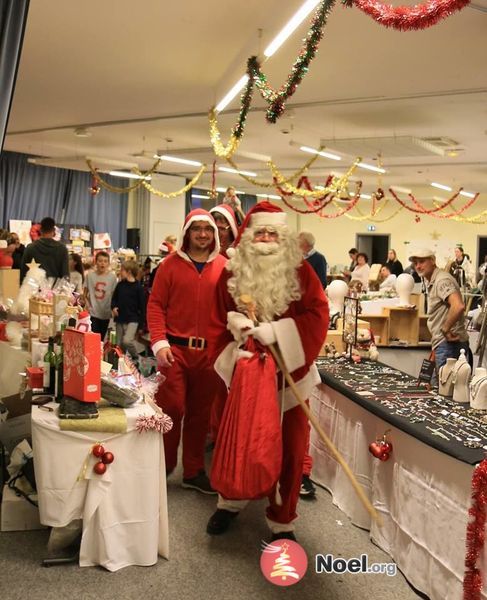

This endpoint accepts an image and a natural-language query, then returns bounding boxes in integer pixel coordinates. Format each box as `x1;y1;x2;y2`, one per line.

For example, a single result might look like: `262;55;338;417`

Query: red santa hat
209;204;239;240
232;201;286;248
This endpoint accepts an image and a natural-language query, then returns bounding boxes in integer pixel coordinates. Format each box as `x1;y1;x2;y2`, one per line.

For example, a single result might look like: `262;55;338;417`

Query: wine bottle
55;325;65;401
43;337;56;394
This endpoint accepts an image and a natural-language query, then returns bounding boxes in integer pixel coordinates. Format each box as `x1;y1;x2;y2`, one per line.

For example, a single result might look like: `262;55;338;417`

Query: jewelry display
438;358;456;397
452;349;471;404
470;370;487;410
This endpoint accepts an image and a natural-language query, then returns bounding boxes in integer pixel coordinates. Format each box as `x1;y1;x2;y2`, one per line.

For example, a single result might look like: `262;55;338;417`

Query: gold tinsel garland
271;158;360;198
433;200;487;224
86;158;162;194
209;109;244;159
138;165;207;198
224;152;321;188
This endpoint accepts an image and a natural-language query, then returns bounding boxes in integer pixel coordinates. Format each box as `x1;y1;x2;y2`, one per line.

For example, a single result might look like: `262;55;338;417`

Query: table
32;401;169;572
0;341;29;400
310;379;485;600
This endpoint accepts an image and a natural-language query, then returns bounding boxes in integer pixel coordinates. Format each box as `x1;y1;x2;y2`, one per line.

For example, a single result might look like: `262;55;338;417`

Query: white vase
327;279;349;316
395;273;415;306
452;349;471;404
438;358;456;397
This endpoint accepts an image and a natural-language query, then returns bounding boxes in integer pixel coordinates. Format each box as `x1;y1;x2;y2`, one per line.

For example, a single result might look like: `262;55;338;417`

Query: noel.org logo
260;538;308;586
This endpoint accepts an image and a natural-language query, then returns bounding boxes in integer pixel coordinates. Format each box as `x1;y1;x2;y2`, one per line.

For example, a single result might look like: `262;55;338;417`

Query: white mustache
251;241;280;255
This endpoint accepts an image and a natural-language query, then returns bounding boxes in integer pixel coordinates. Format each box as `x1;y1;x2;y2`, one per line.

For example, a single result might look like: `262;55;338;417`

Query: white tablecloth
0;341;29;399
310;384;484;600
32;401;169;571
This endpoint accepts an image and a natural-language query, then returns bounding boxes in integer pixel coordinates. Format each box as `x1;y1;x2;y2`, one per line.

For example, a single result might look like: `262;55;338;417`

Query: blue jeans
434;340;471;371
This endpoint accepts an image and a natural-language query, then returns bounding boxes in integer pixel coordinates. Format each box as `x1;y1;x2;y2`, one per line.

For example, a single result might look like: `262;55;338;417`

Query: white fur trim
176;213;221;262
217;496;248;512
250;212;287;228
0;240;7;249
271;318;306;374
282;365;321;412
226;247;236;258
214;341;238;388
266;516;296;533
152;339;170;355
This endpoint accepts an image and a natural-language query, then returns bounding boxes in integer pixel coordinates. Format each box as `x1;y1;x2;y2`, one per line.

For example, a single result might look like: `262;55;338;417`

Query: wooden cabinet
361;305;430;348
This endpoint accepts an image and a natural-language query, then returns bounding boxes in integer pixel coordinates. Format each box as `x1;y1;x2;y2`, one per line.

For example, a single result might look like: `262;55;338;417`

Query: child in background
69;253;84;293
111;260;145;359
83;251;117;341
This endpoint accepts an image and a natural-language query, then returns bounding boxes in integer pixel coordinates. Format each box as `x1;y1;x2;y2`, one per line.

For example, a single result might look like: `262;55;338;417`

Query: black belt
167;334;207;350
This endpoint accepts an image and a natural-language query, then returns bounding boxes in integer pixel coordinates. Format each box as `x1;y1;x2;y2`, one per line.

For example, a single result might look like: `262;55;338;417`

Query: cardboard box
1;485;44;531
0;269;20;302
63;329;101;402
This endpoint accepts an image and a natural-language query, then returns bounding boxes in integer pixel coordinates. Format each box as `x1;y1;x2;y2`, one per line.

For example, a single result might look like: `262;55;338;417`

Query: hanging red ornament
415;214;421;223
93;461;107;475
102;451;115;464
89;172;101;196
369;431;393;461
92;444;105;458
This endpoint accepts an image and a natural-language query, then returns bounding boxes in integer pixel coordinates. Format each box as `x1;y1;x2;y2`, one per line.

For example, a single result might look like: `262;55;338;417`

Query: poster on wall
94;233;112;249
9;220;32;246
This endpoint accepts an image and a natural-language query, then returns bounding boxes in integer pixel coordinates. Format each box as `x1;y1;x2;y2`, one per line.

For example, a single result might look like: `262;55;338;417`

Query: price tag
418;358;435;384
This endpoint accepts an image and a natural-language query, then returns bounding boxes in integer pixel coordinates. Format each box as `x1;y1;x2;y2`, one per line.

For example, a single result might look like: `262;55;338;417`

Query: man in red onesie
206;202;328;540
147;209;227;494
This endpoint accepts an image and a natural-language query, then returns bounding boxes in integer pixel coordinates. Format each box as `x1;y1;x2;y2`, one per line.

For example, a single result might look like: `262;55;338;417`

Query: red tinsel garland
350;0;471;31
389;188;479;218
464;459;487;600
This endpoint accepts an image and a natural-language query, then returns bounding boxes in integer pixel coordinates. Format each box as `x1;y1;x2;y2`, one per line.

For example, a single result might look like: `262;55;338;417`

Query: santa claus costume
147;209;227;487
207;202;329;538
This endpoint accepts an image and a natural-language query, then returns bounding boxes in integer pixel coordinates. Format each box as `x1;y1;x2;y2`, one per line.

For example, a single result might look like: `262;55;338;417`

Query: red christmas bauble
92;444;105;458
379;452;391;462
102;451;114;464
93;461;107;475
382;441;393;454
369;441;385;459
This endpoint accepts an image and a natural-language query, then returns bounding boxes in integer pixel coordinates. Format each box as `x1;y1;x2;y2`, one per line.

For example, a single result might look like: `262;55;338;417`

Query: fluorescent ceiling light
300;146;341;161
256;194;282;200
215;74;249;113
350;192;372;199
218;166;257;177
154;154;202;167
459;190;476;198
431;182;452;192
264;0;321;57
191;194;210;199
357;162;387;174
390;185;412;195
109;171;151;180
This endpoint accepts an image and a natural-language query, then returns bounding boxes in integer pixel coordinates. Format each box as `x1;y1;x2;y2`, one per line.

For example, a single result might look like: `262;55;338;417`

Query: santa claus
207;201;329;542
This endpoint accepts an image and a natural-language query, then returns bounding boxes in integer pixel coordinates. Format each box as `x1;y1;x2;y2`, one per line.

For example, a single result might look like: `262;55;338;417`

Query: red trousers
209;378;228;442
302;422;313;477
155;345;220;479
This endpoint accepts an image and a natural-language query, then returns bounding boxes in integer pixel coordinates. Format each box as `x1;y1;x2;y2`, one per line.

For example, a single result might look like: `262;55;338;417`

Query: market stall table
311;358;487;600
32;401;169;572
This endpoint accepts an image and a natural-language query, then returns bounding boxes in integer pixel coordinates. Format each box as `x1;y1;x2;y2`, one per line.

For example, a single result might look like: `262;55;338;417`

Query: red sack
210;339;282;500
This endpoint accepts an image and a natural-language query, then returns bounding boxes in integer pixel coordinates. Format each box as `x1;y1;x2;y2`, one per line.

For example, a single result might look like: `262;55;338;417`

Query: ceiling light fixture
264;0;321;57
215;75;250;113
218;166;257;177
390;185;412;195
300;145;341;161
256;193;282;200
191;194;210;199
357;162;387;174
153;154;202;167
109;171;151;181
431;182;453;192
459;190;476;198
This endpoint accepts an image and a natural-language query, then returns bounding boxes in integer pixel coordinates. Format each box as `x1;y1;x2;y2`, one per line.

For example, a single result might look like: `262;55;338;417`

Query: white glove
227;311;254;343
248;322;276;346
236;349;253;360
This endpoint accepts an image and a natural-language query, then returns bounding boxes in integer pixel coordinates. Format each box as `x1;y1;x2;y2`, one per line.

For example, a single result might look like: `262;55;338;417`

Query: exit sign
367;225;376;232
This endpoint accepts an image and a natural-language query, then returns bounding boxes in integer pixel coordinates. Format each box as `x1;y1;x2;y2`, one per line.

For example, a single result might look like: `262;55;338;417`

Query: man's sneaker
181;471;217;495
300;475;316;499
270;531;296;542
206;509;239;535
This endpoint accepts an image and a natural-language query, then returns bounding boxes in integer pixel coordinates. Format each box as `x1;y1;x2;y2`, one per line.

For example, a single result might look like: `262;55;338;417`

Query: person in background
84;251;117;341
209;204;238;258
69;253;84;294
385;249;403;276
478;254;487;290
298;231;327;289
149;242;171;290
410;248;470;372
449;246;476;289
343;247;358;281
379;264;397;291
0;234;17;268
9;233;25;270
221;186;245;225
404;261;422;283
351;252;371;291
111;260;146;359
147;209;227;494
20;217;69;282
164;235;177;254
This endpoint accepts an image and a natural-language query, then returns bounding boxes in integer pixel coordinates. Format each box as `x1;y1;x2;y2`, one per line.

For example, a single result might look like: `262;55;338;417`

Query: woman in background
351;252;371;291
385;249;403;276
69;253;84;293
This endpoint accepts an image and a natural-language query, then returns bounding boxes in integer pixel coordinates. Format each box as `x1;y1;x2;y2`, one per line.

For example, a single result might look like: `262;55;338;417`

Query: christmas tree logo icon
260;539;308;586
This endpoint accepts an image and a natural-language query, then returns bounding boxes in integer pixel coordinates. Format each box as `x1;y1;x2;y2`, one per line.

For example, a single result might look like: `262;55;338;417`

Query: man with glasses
209;204;239;258
147;209;227;494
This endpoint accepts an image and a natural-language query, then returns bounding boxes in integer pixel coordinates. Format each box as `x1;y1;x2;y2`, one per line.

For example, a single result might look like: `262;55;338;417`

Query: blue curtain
0;0;30;153
0;152;128;248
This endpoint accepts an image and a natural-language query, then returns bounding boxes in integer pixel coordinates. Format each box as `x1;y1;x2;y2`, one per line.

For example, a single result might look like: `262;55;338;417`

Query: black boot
206;509;239;535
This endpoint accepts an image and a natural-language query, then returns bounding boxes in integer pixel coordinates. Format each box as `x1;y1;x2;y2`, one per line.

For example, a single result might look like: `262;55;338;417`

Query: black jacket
20;238;69;282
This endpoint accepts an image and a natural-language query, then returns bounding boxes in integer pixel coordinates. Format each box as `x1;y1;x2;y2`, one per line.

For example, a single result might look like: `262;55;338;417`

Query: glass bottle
43;337;56;394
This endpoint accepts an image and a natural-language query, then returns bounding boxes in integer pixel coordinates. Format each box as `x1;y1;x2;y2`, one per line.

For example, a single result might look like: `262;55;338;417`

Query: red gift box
63;329;101;402
26;367;44;389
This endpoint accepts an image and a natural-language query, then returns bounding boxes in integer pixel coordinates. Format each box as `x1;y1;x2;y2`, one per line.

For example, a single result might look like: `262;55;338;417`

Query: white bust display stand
395;273;415;307
327;279;349;316
438;358;456;397
452;349;471;404
470;368;487;410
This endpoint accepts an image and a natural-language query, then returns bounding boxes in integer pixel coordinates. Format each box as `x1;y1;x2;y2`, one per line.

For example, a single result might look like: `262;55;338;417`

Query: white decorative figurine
327;279;349;316
438;358;456;397
452;349;471;404
470;368;487;410
395;273;415;307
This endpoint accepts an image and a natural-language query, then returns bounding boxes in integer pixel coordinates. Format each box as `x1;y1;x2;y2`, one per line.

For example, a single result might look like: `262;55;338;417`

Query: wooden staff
240;294;382;527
